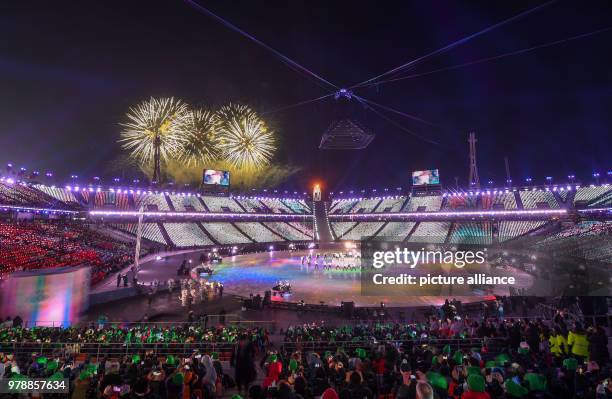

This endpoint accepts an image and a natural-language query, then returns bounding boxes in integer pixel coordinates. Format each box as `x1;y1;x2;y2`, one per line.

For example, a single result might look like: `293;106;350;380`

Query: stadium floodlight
545;176;552;181
593;173;600;177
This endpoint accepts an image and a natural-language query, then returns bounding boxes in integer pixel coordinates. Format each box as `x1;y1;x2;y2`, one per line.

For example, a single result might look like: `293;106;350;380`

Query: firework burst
118;97;189;165
216;104;276;169
175;108;220;166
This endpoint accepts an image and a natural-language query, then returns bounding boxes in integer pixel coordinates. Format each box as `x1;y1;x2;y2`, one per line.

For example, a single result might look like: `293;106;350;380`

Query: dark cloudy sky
1;0;611;190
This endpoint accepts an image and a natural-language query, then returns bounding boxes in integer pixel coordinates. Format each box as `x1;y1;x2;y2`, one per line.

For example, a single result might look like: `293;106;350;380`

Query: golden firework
215;104;276;169
118;97;189;165
175;108;220;166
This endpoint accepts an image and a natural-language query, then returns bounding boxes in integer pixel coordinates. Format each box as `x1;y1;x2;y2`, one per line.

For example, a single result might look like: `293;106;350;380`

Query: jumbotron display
412;169;440;185
202;169;230;186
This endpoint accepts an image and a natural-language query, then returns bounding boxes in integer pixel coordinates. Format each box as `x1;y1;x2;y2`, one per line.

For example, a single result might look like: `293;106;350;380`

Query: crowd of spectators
0;323;268;346
0;221;143;284
0;309;609;398
272;314;610;399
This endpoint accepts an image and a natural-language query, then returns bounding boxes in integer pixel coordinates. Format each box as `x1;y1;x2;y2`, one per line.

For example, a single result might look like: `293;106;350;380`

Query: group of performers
176;278;224;307
272;280;292;294
299;252;364;271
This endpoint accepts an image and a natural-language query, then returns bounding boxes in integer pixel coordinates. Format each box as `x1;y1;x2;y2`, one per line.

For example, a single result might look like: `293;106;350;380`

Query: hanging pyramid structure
319;119;375;149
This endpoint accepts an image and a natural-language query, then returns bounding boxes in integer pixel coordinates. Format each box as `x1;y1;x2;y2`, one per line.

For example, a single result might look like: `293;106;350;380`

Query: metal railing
0;341;239;360
20;315;277;330
281;337;504;355
0;337;505;361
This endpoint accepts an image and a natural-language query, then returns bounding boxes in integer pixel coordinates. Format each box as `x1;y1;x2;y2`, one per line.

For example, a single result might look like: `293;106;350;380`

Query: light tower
152;135;161;184
468;132;480;189
504;156;512;187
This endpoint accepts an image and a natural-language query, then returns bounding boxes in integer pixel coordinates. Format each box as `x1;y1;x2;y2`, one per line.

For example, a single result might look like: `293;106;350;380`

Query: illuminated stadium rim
0;204;79;214
89;210;312;219
329;209;568;219
4;206;610;218
87;208;579;219
577;207;612;213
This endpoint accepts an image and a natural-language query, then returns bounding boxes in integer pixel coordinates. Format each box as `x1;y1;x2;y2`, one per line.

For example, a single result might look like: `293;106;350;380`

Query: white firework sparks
119;97;189;165
175;108;220;166
216;104;276;169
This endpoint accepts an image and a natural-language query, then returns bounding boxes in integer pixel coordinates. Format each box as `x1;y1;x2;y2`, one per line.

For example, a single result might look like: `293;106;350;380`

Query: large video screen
203;169;230;186
0;267;90;327
412;169;440;186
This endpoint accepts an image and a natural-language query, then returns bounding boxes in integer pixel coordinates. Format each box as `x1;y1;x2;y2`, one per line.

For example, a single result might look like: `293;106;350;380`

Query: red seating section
0;221;133;284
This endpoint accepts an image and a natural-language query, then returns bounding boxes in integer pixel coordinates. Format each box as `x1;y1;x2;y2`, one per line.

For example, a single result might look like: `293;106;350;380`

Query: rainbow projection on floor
0;267;90;327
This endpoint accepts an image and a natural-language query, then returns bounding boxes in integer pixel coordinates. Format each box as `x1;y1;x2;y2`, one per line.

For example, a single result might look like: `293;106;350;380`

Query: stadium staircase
261;223;289;241
339;222;360;240
589;190;612;207
368;198;383;212
164;195;175;211
314;201;334;243
196;197;211;211
90;224;145;246
371;222;389;238
231;222;257;243
401;222;421;244
553;191;569;208
157;223;172;246
196;222;220;245
491;221;500;245
233;199;248;213
444;222;456;244
514;192;524;209
257;200;273;212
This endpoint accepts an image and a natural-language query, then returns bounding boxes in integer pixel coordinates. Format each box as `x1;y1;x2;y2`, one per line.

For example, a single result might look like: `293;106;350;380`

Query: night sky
1;1;611;191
